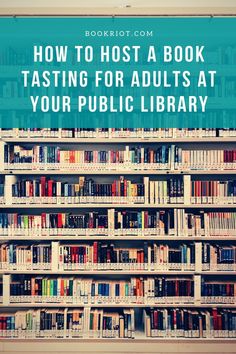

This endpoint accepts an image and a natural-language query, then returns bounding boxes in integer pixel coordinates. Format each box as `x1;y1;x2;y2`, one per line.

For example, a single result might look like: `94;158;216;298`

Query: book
9;275;194;305
1;209;236;238
144;308;236;338
191;180;236;204
0;308;135;339
59;242;195;271
9;175;183;206
201;278;236;304
202;244;236;271
4;144;236;171
0;244;52;270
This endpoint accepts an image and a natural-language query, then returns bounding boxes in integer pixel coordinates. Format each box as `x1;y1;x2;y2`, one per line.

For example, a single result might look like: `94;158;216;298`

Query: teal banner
0;17;235;128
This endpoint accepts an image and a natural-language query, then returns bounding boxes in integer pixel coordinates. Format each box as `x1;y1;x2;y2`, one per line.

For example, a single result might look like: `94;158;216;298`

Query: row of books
8;276;236;304
59;242;195;270
191;180;236;204
202;244;236;270
144;308;236;338
0;243;234;271
0;244;52;270
1;128;236;139
0;210;236;238
0;308;134;339
9;177;236;205
201;280;236;299
10;176;184;205
0;242;194;271
4;145;236;170
0;308;235;338
9;276;194;302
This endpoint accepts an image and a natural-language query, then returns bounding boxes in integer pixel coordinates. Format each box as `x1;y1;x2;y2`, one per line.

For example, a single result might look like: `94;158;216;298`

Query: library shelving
0;128;235;353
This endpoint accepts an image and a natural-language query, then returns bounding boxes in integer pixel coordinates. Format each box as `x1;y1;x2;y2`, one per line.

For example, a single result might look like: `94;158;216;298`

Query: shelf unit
0;130;236;353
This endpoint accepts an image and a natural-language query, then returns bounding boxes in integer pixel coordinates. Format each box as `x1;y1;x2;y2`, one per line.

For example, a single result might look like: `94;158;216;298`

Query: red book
140;251;144;264
124;178;127;197
29;181;33;197
71;247;75;264
40;177;46;197
116;151;120;163
75;247;79;264
2;318;6;330
233;150;236;163
217;314;222;331
57;213;62;228
60;279;64;296
144;211;148;229
93;242;98;263
137;251;141;264
41;213;46;228
226;283;231;296
31;278;35;296
88;212;94;229
112;182;116;197
195;181;198;199
153;310;158;330
70;150;75;163
198;181;201;199
212;309;218;330
48;180;53;197
136;278;140;297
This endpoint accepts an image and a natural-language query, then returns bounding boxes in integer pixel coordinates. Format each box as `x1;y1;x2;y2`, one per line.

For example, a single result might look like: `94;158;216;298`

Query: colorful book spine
191;180;236;204
4;144;236;171
9;276;194;304
0;308;135;339
1;210;236;238
202;243;236;271
59;242;195;271
144;308;236;338
201;279;236;304
11;176;146;205
0;244;51;270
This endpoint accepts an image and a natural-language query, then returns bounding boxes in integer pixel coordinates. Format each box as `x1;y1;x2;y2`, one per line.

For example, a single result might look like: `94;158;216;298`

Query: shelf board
1;302;235;309
2;137;236;143
0;236;235;241
0;270;196;275
1;338;236;354
0;270;235;275
2;169;236;175
2;204;236;209
0;337;236;343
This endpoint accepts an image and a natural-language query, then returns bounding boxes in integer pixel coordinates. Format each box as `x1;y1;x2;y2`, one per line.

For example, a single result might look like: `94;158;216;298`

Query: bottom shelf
1;338;236;354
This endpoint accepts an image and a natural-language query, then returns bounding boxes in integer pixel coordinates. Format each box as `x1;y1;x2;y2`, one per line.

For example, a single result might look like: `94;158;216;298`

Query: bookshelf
0;128;236;353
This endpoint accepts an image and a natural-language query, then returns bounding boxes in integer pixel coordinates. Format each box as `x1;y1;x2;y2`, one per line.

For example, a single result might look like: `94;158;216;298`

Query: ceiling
0;0;235;7
0;0;235;15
